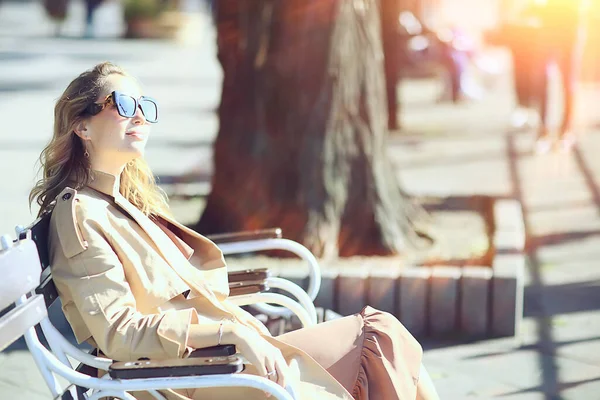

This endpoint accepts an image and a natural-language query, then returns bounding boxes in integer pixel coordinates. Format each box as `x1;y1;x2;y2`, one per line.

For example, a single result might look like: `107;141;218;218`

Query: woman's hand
227;324;289;390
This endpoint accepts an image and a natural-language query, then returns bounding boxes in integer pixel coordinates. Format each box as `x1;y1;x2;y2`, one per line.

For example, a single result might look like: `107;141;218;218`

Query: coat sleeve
63;209;201;361
68;211;198;360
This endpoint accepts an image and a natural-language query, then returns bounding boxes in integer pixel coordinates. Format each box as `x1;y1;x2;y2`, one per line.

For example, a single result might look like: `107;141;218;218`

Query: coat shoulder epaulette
52;187;88;258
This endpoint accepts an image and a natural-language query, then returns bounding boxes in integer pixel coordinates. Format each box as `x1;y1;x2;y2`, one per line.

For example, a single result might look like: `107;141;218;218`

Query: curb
278;198;526;340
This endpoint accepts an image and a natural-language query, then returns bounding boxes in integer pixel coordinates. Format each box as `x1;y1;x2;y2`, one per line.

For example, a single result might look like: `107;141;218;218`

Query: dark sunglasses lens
116;94;137;118
139;99;158;123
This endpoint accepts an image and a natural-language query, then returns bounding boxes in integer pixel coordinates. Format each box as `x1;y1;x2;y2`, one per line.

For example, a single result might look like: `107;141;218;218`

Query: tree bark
195;0;430;258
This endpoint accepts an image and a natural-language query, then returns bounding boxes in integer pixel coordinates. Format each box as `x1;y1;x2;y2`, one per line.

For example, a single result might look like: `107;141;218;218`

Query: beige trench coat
48;170;353;400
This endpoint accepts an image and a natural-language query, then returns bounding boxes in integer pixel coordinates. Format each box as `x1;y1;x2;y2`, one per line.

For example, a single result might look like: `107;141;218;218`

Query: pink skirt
277;306;423;400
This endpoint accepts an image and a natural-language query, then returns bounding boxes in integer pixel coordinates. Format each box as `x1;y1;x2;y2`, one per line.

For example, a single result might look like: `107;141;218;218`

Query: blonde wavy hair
30;62;169;217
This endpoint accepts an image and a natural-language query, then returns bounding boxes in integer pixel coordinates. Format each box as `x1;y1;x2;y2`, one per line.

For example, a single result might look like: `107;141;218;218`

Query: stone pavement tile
391;135;510;199
520;191;587;210
512;131;536;154
517;150;579;181
424;337;600;398
526;204;600;239
531;258;600;287
388;136;506;168
535;235;600;267
560;377;600;400
490;393;547;400
398;72;513;137
423;360;520;399
552;355;600;399
518;178;592;216
519;172;587;189
398;158;510;197
518;169;585;189
577;131;600;169
0;351;53;399
523;311;600;369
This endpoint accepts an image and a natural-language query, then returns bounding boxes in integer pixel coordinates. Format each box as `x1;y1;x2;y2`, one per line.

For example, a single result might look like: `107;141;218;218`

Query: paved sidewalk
396;131;600;399
1;1;600;399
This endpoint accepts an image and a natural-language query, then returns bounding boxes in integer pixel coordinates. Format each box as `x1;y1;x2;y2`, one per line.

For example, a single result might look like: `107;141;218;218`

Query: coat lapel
157;213;227;270
84;170;230;312
113;194;230;311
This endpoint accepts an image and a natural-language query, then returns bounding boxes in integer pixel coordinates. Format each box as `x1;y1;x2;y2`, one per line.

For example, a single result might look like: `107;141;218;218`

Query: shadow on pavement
495;376;600;398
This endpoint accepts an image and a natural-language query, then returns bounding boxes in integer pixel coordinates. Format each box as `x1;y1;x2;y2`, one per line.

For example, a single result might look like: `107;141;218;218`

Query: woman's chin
126;143;147;157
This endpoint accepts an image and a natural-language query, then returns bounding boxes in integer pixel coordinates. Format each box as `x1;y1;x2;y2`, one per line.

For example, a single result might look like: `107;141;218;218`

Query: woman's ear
73;119;91;141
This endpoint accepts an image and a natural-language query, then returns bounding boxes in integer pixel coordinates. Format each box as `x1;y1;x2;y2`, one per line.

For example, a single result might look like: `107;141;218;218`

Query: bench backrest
18;212;58;308
0;238;47;352
18;212;282;308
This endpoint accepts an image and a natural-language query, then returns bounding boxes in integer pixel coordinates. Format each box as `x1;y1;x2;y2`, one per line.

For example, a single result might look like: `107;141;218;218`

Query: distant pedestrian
529;0;590;153
503;13;542;131
84;0;104;38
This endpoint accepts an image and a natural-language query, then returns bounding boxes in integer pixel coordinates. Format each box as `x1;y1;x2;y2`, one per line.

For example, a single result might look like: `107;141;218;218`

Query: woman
30;62;440;400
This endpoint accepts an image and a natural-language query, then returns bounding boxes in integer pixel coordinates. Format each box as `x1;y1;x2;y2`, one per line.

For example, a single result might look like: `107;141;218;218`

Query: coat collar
83;169;231;310
84;171;194;256
84;170;224;268
86;169;121;199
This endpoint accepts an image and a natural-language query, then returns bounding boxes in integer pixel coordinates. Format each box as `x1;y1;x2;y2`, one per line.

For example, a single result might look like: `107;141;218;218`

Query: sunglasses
87;91;159;123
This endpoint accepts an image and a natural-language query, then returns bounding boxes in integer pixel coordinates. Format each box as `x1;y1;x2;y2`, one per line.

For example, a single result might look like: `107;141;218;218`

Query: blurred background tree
195;0;432;258
123;0;166;38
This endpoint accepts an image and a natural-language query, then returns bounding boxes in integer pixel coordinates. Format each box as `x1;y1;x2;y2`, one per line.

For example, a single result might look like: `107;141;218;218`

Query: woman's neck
90;159;125;177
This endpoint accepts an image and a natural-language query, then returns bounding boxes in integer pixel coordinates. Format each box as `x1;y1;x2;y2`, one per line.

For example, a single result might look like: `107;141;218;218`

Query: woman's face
81;74;151;167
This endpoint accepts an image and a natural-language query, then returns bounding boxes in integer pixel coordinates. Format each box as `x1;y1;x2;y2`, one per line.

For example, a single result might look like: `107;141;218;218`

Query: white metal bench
1;227;311;399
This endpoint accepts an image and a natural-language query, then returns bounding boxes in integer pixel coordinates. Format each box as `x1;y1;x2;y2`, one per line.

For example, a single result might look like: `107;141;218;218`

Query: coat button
62;193;72;201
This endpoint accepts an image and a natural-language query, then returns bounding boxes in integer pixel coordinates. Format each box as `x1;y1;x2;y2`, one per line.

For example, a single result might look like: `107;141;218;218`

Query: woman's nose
132;105;146;125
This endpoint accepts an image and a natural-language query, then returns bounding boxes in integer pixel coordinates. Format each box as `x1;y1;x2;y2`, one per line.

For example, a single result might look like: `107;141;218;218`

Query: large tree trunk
195;0;430;258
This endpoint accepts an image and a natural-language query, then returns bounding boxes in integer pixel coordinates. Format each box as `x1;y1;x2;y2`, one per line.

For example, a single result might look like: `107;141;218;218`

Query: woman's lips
126;131;145;140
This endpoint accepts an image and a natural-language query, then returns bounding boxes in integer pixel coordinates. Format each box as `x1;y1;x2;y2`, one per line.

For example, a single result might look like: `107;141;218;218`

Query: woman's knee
360;306;400;327
361;306;421;346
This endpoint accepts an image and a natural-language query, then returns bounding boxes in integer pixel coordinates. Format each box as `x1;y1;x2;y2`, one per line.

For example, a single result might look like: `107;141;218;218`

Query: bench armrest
228;268;271;283
206;228;282;244
108;355;244;379
229;281;269;297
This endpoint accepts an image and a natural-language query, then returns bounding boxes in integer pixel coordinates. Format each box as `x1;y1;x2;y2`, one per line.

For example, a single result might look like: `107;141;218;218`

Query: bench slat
0;240;43;311
0;295;46;352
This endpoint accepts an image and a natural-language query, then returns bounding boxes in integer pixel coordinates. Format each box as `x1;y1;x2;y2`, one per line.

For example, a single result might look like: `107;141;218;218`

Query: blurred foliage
123;0;166;21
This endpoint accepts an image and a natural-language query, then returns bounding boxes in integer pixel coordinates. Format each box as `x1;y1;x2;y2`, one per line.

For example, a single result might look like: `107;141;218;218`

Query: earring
128;160;134;167
84;149;90;158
